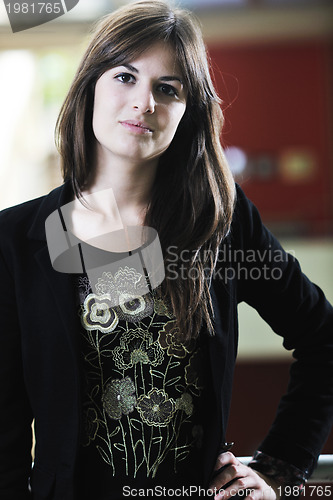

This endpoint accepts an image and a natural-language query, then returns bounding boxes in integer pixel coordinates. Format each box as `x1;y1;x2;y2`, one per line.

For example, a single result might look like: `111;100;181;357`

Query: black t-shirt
74;265;210;500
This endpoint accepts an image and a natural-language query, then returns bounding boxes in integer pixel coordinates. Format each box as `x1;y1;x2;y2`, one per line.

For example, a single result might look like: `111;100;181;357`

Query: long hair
55;0;236;340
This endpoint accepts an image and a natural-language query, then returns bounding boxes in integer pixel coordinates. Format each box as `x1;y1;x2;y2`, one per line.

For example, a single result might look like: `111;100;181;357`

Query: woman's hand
209;451;281;499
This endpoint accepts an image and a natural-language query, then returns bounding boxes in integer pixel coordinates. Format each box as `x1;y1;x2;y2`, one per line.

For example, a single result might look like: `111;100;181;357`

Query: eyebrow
122;63;183;85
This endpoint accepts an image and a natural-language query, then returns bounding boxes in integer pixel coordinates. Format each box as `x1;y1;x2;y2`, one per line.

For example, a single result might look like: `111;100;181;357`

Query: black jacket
0;181;332;500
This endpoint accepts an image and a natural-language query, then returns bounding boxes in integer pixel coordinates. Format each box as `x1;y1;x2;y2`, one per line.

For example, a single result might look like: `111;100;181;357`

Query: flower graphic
117;294;154;322
102;377;136;420
95;267;145;299
77;275;92;303
136;389;175;427
81;294;118;333
158;321;195;358
185;349;204;390
95;268;153;321
82;407;99;446
175;393;194;416
153;294;174;318
112;330;164;370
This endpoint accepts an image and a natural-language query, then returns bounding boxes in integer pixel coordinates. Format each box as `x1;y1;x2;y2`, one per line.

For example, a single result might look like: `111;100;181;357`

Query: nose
133;85;155;114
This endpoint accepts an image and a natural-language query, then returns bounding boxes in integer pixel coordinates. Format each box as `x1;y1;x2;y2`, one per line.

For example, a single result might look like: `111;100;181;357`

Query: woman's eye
158;84;178;97
115;73;135;84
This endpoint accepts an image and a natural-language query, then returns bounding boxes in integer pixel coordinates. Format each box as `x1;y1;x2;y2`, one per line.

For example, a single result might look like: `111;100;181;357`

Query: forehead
122;42;183;76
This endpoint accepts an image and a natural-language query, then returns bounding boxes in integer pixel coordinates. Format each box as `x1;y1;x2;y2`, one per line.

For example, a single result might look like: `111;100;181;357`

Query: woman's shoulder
0;196;50;246
0;194;47;224
0;183;69;243
229;183;263;242
232;183;261;223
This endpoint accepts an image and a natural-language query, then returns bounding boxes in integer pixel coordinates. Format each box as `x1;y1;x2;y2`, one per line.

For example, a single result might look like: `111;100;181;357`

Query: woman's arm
232;185;333;478
0;246;33;499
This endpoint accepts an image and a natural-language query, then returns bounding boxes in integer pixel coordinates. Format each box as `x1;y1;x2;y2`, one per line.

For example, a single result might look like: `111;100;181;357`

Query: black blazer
0;181;332;500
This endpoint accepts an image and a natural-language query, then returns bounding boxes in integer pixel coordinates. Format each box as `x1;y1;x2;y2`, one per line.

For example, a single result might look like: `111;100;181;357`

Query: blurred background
0;0;332;465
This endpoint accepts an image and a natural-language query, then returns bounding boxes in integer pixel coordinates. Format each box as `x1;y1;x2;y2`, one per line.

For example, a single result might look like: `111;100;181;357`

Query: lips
120;120;154;134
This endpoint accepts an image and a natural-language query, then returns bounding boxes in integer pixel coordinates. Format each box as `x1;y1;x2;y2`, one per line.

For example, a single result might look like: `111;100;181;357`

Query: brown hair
55;0;236;340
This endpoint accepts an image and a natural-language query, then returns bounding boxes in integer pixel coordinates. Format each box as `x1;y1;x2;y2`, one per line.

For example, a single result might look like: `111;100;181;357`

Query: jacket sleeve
233;185;333;477
0;244;33;499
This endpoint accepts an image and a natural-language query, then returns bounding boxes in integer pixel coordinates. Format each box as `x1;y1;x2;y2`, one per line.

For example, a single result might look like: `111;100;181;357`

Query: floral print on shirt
77;269;204;479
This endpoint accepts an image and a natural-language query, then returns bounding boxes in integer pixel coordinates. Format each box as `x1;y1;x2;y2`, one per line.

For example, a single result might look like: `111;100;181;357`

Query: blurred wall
209;41;333;237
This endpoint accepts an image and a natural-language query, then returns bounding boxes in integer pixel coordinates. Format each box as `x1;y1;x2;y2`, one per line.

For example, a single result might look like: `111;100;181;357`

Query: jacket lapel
34;244;81;362
28;181;81;365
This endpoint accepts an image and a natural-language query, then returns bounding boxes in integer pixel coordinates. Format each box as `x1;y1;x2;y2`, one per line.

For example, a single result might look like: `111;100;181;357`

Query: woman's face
92;41;187;169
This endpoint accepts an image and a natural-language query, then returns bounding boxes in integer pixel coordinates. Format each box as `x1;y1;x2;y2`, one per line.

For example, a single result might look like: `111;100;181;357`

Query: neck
83;155;158;225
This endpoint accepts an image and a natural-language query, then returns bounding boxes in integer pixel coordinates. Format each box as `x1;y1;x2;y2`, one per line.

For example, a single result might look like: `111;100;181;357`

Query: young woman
0;1;332;499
